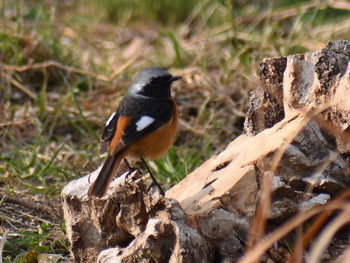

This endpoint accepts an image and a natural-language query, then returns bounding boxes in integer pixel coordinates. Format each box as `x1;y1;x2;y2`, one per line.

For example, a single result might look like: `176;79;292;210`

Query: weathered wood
62;40;350;262
61;169;211;262
168;40;350;261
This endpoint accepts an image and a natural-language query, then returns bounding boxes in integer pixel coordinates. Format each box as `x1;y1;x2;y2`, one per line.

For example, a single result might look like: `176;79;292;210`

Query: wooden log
61;170;211;262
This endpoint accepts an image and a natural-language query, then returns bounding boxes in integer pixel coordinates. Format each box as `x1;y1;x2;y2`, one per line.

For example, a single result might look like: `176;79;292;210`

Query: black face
128;67;181;99
139;75;175;98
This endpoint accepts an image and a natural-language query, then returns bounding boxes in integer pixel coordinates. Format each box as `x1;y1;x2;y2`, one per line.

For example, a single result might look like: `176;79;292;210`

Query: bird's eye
149;78;156;84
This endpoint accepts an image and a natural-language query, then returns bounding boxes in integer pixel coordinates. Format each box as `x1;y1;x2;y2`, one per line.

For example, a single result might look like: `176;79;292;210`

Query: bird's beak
170;75;182;82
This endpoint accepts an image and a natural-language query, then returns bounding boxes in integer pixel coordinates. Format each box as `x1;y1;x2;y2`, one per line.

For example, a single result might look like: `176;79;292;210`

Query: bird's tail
88;152;125;197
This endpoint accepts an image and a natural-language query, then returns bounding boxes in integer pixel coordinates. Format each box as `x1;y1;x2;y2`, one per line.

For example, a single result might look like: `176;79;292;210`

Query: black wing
113;95;173;153
100;110;119;153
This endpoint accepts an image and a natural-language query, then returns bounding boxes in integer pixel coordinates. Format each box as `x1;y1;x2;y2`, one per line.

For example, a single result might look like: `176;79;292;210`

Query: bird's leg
124;159;134;171
123;159;142;181
141;158;165;196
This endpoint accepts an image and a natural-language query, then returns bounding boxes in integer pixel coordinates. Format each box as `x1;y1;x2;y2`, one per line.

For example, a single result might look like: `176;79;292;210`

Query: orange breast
127;99;178;160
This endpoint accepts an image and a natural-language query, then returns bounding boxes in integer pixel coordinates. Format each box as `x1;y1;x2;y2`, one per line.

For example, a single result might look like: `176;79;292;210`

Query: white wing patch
136;116;155;131
105;112;116;126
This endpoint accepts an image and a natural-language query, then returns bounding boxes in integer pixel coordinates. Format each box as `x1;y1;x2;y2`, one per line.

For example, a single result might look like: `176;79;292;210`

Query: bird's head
128;67;181;99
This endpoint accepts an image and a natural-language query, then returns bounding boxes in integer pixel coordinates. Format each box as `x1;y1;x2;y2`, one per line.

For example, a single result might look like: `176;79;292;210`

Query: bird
88;67;181;197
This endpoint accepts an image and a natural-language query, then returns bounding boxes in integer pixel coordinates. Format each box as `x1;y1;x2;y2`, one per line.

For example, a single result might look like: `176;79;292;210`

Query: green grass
1;0;350;261
81;0;203;25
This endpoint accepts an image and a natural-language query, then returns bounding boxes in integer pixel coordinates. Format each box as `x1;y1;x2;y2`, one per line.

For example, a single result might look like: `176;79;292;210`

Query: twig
239;190;350;263
0;119;31;128
246;169;273;249
18;210;59;226
1;72;36;99
2;196;62;220
0;229;9;263
1;54;140;83
308;206;350;263
1;60;111;82
0;211;20;231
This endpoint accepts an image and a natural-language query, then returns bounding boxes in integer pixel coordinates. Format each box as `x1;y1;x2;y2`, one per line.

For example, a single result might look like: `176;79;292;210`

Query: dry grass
1;0;350;261
241;189;350;263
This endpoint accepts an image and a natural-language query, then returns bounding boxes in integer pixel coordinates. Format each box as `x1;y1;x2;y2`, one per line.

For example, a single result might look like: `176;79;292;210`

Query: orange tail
88;153;125;197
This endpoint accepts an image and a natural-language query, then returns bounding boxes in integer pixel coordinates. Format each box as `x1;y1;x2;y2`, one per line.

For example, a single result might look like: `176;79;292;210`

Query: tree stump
62;40;350;262
61;169;210;262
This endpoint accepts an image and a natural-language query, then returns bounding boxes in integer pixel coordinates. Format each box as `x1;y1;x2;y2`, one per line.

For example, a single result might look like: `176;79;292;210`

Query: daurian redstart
88;67;180;197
